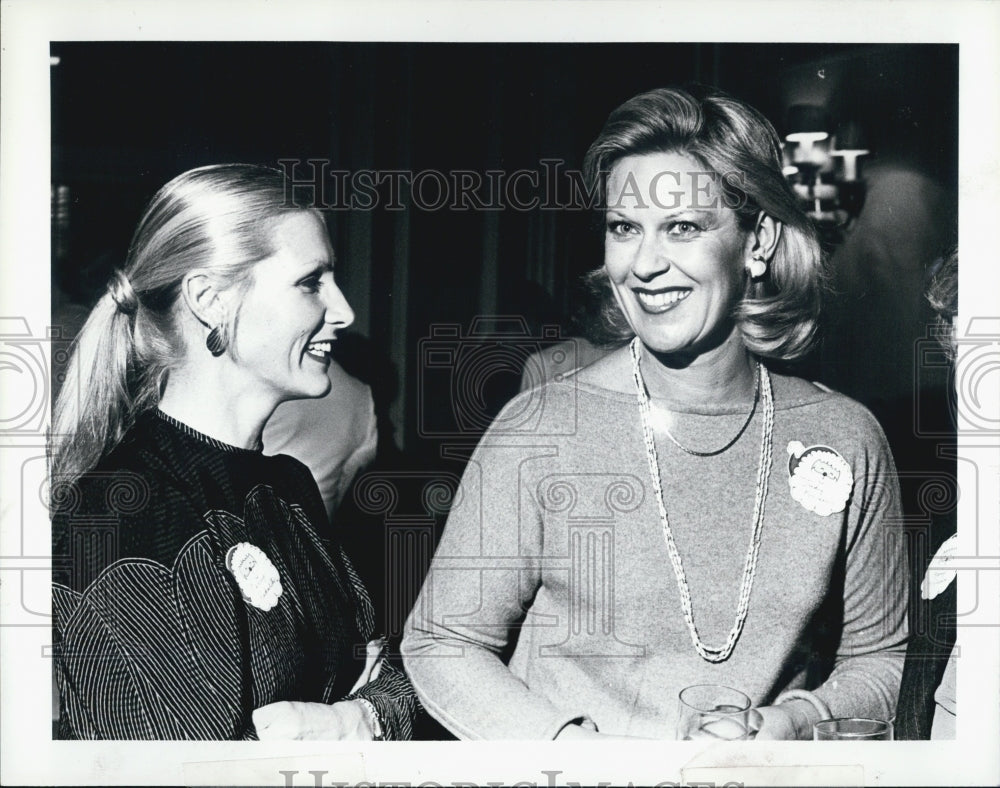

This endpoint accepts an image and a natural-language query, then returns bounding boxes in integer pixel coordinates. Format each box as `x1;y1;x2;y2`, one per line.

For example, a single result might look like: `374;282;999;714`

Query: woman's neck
639;334;758;407
157;361;278;450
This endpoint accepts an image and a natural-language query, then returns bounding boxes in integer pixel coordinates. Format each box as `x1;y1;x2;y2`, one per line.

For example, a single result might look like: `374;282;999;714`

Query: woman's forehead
606;151;730;214
257;211;335;270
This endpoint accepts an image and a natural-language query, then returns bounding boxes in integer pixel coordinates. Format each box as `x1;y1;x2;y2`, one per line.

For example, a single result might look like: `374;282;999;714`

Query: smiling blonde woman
50;164;417;740
403;86;908;740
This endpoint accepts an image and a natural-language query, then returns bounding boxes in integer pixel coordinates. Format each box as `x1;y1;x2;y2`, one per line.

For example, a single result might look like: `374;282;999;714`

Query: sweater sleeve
810;417;909;722
401;437;596;740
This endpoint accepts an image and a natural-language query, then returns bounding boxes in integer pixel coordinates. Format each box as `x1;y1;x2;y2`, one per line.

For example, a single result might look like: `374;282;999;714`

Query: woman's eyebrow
296;260;334;280
606;207;716;219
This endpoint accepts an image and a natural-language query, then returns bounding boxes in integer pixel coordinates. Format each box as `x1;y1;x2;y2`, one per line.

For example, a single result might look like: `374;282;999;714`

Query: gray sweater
403;359;908;739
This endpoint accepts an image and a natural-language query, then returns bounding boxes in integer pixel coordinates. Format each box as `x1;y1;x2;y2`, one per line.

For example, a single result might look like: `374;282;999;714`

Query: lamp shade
785;104;830;142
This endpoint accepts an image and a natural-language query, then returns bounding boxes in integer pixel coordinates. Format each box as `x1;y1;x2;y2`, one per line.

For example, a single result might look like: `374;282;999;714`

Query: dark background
51;44;959;728
50;42;958;454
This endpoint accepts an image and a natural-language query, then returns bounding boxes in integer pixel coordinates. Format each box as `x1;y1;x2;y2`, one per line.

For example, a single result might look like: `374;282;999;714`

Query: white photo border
1;1;998;785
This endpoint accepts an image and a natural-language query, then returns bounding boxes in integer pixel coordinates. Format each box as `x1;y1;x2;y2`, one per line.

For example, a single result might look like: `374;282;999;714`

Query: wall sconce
785;104;835;221
785;104;830;160
830;120;869;180
829;120;870;219
784;105;870;230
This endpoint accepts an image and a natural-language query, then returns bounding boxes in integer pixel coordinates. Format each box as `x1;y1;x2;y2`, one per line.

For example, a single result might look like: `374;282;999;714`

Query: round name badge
225;542;283;611
786;441;854;517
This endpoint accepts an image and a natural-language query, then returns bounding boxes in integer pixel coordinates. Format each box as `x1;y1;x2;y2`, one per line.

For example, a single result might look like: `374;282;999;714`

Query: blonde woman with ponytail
51;164;416;740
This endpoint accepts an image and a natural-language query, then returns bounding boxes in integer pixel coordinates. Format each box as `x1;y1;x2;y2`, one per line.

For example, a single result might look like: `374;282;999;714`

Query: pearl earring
747;254;768;279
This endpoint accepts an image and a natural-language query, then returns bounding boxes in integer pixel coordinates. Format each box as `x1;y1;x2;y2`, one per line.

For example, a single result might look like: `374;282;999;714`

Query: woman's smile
633;287;692;313
304;338;334;360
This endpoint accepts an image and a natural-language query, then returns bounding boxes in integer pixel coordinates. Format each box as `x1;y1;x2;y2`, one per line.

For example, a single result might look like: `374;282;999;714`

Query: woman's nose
324;283;355;329
631;237;671;281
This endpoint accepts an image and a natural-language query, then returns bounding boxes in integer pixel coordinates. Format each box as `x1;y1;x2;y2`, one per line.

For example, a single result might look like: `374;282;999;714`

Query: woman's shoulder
573;343;633;393
489;346;635;437
54;412;315;541
771;370;869;412
54;420;172;520
255;451;328;515
769;370;892;448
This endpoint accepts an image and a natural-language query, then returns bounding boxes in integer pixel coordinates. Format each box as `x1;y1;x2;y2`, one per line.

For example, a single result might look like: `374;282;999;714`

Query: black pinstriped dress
52;410;416;740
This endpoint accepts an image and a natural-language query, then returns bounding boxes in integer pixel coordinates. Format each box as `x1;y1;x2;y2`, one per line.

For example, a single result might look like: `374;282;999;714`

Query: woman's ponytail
48;163;310;493
50;277;142;489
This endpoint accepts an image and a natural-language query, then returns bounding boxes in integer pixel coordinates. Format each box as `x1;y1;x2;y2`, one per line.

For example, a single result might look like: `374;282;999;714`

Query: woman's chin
634;332;695;358
634;324;738;362
281;368;333;401
302;376;333;400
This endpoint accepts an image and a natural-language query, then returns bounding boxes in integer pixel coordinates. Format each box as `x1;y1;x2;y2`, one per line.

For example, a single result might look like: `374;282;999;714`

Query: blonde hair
582;85;824;360
926;249;958;359
50;164;313;488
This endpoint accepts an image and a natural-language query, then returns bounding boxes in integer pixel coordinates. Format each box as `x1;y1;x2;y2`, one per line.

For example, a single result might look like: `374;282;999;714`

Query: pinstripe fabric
52;411;416;740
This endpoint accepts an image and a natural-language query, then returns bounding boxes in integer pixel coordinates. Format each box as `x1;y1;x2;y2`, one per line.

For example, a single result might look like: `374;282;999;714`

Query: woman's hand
751;700;819;740
253;700;374;740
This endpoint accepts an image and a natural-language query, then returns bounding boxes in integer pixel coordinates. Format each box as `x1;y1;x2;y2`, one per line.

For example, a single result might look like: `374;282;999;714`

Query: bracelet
775;688;832;722
356;697;385;741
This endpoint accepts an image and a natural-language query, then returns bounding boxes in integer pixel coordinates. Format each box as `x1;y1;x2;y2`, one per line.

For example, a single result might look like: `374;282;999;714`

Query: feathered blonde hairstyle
582;85;825;360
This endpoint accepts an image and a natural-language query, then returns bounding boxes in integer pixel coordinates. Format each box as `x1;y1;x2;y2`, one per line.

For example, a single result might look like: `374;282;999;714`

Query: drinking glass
813;718;893;740
676;684;753;741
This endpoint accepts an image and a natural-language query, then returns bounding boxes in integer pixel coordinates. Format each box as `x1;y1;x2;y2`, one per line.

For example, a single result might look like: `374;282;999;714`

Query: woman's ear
180;271;227;329
749;213;782;261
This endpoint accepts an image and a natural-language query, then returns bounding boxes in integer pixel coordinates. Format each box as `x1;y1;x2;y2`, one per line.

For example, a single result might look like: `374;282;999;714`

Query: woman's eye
607;220;637;238
668;221;700;236
299;277;321;293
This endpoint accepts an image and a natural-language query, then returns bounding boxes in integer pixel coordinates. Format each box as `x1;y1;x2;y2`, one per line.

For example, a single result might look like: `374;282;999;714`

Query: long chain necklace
629;337;774;663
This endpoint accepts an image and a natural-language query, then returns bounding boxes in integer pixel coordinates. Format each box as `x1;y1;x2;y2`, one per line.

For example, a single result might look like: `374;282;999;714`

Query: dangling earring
206;323;229;357
746;254;768;279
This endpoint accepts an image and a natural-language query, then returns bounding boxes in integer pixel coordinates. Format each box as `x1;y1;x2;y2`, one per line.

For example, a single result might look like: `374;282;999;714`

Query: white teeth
305;341;332;358
636;290;690;309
